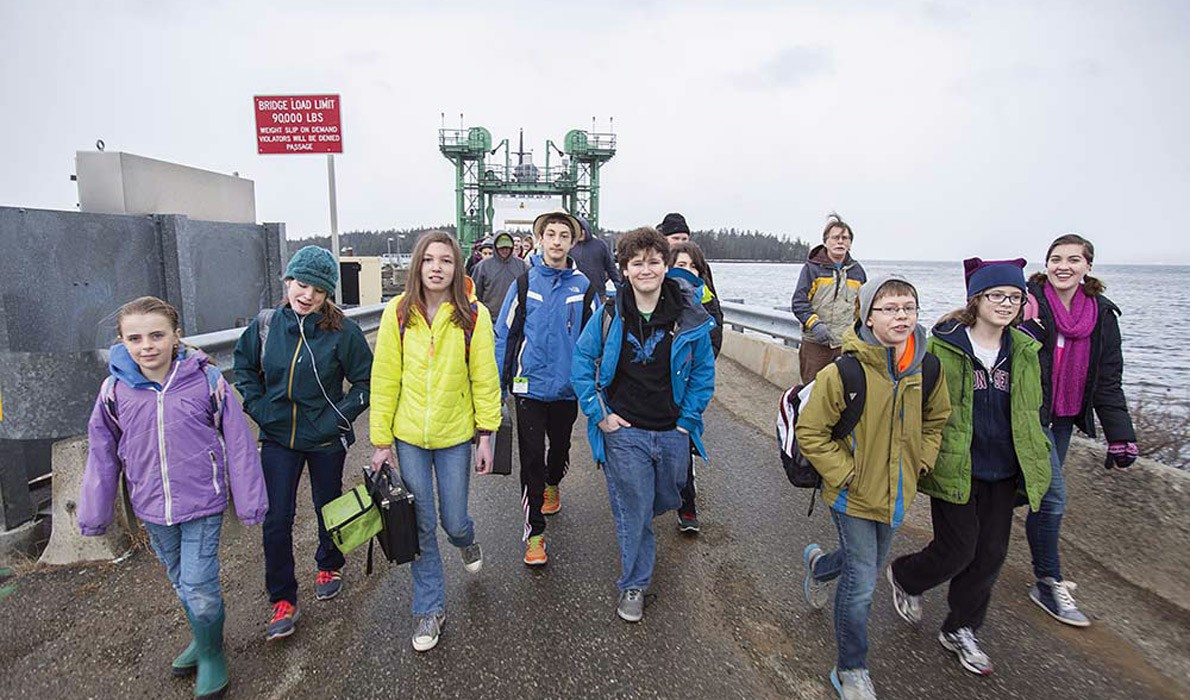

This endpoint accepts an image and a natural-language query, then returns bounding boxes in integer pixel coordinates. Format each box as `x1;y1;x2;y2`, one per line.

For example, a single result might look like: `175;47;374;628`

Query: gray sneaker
617;589;645;623
830;666;878;700
460;542;483;574
412;612;446;652
939;628;993;675
803;543;830;609
1030;578;1090;627
886;566;922;624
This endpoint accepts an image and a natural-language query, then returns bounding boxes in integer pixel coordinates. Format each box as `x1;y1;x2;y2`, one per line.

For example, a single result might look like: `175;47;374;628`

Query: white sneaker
938;628;993;675
886;566;922;624
460;542;483;574
412;612;446;652
830;666;878;699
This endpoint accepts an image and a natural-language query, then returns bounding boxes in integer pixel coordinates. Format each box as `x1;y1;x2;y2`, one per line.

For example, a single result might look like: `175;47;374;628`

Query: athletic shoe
677;511;701;534
617;589;644;623
266;601;300;641
523;535;547;566
830;666;878;700
460;542;483;573
314;569;343;601
939;628;994;675
803;544;829;609
542;485;561;515
412;612;446;652
886;566;922;624
1030;578;1090;627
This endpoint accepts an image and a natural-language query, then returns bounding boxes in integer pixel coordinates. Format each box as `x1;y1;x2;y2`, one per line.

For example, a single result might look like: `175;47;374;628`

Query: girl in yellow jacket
369;230;502;653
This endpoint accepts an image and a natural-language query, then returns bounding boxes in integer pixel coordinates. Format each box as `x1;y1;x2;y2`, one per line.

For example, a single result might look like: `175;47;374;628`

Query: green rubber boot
192;610;228;699
171;608;199;676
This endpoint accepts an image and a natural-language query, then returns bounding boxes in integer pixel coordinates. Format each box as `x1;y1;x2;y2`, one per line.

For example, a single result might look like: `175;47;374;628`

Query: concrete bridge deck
1;357;1187;699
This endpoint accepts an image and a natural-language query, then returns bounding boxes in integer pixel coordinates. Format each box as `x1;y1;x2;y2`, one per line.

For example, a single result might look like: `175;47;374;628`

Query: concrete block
721;330;800;389
38;437;133;565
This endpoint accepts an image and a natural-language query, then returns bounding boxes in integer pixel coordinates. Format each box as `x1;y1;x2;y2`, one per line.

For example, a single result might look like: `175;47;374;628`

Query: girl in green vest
886;258;1052;678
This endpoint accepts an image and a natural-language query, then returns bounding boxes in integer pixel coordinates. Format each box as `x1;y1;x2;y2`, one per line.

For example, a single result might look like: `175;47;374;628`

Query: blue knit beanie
285;245;338;293
963;257;1026;298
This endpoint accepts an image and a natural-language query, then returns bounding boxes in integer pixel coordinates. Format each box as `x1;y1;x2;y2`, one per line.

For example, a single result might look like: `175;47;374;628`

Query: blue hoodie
494;254;599;402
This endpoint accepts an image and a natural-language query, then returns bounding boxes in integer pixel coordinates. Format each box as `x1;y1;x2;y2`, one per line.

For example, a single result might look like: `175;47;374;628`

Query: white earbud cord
293;309;353;433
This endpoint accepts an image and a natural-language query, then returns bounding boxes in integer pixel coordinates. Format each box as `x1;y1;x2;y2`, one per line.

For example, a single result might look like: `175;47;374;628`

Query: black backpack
776;353;941;514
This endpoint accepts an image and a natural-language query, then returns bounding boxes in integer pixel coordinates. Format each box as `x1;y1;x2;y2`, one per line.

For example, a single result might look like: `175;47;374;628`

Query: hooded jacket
494;255;598;402
923;320;1052;509
370;281;502;450
1022;280;1135;442
570;218;621;300
79;346;268;533
796;327;951;526
791;245;866;347
571;277;716;465
472;250;528;317
667;267;723;357
233;306;372;453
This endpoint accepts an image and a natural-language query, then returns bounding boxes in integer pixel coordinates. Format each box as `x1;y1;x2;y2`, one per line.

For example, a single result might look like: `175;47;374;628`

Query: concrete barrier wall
717;328;1190;613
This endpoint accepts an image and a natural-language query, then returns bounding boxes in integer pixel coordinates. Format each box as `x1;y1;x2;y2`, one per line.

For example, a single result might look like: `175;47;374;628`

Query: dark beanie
657;213;690;236
285;245;338;293
963;257;1027;298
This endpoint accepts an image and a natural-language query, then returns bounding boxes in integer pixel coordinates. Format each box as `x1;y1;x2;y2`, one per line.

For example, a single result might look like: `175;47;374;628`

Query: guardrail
182;303;388;368
719;300;802;348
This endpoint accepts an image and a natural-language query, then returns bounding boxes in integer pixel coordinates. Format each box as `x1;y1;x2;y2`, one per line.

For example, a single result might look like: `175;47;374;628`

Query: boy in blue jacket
571;226;716;623
495;210;598;566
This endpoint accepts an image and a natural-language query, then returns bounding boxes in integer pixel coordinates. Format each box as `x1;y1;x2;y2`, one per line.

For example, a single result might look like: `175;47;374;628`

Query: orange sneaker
542;485;561;515
523;535;547;566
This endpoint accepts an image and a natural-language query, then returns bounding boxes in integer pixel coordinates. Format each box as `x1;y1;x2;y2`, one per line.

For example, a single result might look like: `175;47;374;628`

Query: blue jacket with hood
494;254;599;402
571;277;716;465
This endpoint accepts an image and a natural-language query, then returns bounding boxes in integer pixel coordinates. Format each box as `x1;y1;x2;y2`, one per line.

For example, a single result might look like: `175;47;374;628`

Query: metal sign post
327;153;341;303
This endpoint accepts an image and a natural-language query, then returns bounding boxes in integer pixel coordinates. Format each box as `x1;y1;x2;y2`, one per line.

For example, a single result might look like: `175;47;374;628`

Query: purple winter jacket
78;346;269;534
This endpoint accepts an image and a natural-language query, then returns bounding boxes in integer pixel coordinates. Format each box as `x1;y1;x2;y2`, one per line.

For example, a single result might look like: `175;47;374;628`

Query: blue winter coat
571;278;716;465
494;255;598;402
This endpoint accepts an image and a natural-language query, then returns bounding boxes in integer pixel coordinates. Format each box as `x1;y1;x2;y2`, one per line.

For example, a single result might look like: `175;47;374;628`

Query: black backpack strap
830;354;866;440
921;352;941;402
580;283;598;329
500;272;532;389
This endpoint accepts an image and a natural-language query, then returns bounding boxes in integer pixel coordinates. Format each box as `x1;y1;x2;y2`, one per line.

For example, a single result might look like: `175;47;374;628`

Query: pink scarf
1045;283;1098;417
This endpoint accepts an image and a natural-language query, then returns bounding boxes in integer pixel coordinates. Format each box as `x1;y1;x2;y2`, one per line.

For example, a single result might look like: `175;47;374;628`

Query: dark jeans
261;440;347;605
1026;418;1074;581
891;478;1017;633
811;510;895;671
516;397;578;539
679;441;697;516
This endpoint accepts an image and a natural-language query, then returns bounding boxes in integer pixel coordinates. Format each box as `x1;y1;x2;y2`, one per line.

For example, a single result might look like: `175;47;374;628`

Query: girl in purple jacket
79;296;268;700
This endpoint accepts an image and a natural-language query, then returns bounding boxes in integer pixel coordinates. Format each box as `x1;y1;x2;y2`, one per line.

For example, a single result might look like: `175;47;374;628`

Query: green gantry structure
438;125;616;246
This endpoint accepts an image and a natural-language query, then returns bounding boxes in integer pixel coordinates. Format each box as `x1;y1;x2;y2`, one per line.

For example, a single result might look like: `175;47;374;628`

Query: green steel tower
438;124;616;246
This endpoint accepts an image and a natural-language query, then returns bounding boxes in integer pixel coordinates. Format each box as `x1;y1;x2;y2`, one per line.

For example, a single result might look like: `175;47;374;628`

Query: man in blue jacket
571;226;716;623
495;210;599;566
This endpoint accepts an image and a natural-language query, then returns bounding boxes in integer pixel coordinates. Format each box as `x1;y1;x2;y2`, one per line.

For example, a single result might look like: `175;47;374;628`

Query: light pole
387;237;393;256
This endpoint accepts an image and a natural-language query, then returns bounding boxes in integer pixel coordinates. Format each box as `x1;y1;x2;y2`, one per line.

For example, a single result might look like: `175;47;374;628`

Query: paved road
1;388;1185;699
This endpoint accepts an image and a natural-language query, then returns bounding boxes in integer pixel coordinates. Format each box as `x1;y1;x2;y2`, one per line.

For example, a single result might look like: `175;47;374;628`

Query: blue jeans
260;441;347;604
811;510;895;671
1026;419;1073;581
396;439;476;617
144;514;225;623
601;427;689;591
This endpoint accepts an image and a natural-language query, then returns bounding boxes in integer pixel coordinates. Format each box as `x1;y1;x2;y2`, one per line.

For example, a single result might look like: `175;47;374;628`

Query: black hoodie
607;278;686;430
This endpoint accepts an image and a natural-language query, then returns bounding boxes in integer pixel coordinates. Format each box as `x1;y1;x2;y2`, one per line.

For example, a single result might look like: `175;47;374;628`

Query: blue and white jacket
494;255;598;402
571;277;716;465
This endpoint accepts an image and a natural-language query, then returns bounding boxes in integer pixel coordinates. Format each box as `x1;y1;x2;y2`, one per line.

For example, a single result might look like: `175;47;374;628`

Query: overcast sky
2;0;1187;263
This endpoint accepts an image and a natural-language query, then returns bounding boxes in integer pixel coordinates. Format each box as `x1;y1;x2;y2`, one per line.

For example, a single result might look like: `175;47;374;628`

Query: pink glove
1105;442;1138;470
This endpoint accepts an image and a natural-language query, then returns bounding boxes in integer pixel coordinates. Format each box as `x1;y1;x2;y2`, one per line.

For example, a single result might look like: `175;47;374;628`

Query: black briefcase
365;463;419;569
492;400;514;476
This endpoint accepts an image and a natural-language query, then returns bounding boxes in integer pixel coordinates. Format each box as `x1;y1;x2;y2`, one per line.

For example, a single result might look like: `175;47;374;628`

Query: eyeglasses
873;305;918;316
982;291;1026;306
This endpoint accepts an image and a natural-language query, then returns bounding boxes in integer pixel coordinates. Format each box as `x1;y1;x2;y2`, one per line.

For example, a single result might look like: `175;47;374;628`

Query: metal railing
719;300;802;347
182;303;388;369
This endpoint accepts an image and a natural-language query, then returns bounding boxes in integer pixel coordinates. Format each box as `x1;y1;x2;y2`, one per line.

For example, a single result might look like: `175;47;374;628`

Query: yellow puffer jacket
370;290;502;450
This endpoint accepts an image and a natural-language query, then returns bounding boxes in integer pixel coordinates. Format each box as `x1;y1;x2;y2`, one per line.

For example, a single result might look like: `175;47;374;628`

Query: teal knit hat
285;245;338;293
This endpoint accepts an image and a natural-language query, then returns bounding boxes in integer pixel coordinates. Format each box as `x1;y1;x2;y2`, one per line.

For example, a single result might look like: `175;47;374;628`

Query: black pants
890;477;1017;633
516;397;578;539
679;442;697;516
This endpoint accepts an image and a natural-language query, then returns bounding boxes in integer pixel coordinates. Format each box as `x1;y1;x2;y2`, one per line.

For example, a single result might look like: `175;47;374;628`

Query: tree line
292;225;810;263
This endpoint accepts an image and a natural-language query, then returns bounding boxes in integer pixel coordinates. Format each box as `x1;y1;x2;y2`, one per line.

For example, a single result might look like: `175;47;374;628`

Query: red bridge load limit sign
255;94;343;154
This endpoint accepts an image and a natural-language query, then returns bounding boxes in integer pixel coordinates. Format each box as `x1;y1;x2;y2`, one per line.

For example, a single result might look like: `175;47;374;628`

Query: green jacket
796;328;951;526
921;323;1052;509
233;306;373;453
